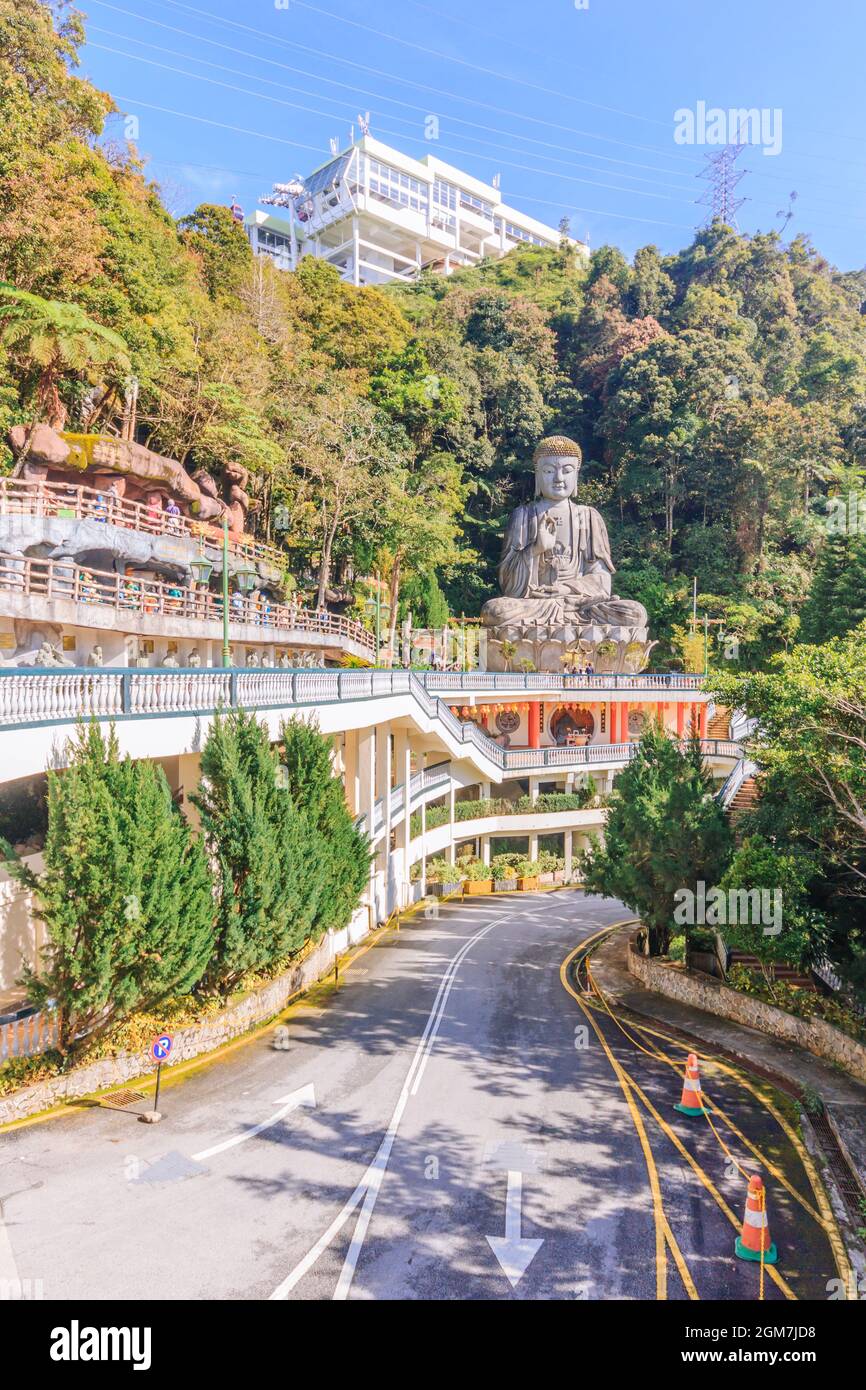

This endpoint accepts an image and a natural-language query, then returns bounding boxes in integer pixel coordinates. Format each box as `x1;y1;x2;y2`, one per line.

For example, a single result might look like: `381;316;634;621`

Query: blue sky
79;0;866;269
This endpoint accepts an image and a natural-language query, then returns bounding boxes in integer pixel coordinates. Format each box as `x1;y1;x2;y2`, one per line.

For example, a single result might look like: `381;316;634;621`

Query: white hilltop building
244;134;589;286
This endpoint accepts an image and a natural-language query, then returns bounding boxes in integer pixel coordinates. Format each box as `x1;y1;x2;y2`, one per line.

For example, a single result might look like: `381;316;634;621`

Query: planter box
538;872;555;885
517;876;539;891
464;879;493;895
493;880;517;892
552;870;565;883
428;880;462;897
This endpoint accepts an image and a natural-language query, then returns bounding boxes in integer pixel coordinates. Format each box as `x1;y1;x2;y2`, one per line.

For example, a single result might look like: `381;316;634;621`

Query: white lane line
269;916;503;1301
192;1084;315;1162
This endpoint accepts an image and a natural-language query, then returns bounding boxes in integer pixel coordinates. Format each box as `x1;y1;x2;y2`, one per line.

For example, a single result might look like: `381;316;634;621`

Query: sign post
140;1034;173;1124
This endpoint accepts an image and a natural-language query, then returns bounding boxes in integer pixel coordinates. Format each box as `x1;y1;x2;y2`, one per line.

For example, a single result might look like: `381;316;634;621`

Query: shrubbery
1;714;371;1058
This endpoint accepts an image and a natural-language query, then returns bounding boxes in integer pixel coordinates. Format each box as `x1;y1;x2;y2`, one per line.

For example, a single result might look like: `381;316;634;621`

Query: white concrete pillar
395;728;412;907
352;215;360;286
420;801;427;895
564;829;573;880
376;725;393;913
176;752;201;832
343;728;359;817
481;835;491;866
447;780;456;865
529;777;539;805
529;833;539;859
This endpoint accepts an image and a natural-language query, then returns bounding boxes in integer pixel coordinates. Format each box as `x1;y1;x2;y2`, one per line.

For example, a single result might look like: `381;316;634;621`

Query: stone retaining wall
627;941;866;1085
0;904;372;1126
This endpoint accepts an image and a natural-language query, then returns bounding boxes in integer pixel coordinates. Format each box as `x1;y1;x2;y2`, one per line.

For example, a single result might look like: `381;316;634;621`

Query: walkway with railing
0;475;284;572
423;671;706;693
0;552;375;656
0;667;739;785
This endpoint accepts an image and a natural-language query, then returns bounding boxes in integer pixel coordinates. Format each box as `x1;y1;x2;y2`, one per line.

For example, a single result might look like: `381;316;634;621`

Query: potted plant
492;861;517;892
425;856;463;897
516;859;539;891
462;859;493;895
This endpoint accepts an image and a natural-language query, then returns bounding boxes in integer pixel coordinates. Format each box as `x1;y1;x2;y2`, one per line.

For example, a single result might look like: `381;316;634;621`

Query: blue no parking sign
151;1034;173;1062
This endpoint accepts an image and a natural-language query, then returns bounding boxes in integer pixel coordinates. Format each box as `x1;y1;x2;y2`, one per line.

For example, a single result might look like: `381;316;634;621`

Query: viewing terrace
0;475;286;573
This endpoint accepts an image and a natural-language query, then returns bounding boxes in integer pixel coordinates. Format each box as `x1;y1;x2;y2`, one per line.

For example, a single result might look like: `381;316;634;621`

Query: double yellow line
560;925;697;1301
559;924;843;1301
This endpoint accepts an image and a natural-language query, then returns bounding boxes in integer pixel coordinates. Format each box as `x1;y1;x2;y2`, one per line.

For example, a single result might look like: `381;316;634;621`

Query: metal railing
0;475;285;572
0;553;375;655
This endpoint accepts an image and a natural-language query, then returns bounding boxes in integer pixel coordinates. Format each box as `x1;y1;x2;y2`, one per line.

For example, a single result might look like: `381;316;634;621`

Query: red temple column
699;703;707;739
621;702;629;743
528;700;540;749
656;700;665;729
676;702;685;738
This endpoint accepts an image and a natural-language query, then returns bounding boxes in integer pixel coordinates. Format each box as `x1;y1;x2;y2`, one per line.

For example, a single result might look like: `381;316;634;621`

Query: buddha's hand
532;513;558;554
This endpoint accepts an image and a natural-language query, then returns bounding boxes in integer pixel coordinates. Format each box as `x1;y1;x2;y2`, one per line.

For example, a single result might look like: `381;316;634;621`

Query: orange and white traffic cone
674;1052;705;1117
735;1175;778;1264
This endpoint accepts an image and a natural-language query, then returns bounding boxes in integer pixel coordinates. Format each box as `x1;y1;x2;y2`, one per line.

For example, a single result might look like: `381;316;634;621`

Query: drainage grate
808;1111;865;1224
101;1089;147;1110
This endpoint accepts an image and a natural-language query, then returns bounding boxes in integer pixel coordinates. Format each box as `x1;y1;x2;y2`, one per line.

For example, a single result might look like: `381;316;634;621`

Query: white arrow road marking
191;1083;316;1162
486;1170;543;1288
270;917;502;1301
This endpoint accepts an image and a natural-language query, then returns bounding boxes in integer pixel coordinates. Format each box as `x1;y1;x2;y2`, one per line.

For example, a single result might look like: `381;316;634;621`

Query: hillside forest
2;1;866;668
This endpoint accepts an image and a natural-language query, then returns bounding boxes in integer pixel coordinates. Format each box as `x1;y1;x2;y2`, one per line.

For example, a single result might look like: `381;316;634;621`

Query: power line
89;36;866;229
288;0;674;131
130;0;707;165
87;26;699;196
86;15;700;186
87;1;866;204
89;42;704;207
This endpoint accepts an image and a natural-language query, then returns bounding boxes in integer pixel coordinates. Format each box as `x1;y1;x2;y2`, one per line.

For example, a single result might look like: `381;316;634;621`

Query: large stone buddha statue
482;435;652;673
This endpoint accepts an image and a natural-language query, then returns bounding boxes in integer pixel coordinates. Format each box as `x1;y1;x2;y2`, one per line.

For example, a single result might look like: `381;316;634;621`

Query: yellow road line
561;938;698;1301
628;1018;853;1293
584;961;826;1226
618;1055;798;1301
577;926;852;1298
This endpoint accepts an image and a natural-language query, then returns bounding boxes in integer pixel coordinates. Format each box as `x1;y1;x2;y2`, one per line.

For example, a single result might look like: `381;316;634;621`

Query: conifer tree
2;722;214;1057
193;709;322;994
279;718;371;937
579;722;732;954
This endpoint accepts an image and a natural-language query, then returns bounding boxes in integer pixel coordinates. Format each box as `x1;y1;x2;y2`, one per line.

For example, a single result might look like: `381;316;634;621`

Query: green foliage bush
2;723;215;1057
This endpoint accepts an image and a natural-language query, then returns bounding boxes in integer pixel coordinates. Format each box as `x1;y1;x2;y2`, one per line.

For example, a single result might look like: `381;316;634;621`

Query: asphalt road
0;893;844;1301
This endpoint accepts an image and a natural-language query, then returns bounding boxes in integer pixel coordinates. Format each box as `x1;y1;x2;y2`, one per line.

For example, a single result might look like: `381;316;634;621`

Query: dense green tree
718;836;826;992
279;718;370;938
714;626;866;995
1;723;214;1056
579;723;732;954
193;709;320;994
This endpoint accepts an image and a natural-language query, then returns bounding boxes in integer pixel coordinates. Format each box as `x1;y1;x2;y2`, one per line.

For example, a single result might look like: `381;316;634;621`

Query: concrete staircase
707;705;731;739
727;771;760;830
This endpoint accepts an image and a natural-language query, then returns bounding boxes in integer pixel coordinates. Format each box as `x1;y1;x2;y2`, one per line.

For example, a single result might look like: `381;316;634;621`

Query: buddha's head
533;435;582;501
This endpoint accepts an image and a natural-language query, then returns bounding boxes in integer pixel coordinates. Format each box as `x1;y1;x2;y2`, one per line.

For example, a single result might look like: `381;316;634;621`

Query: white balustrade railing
0;668;738;785
0;551;375;655
421;670;706;693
